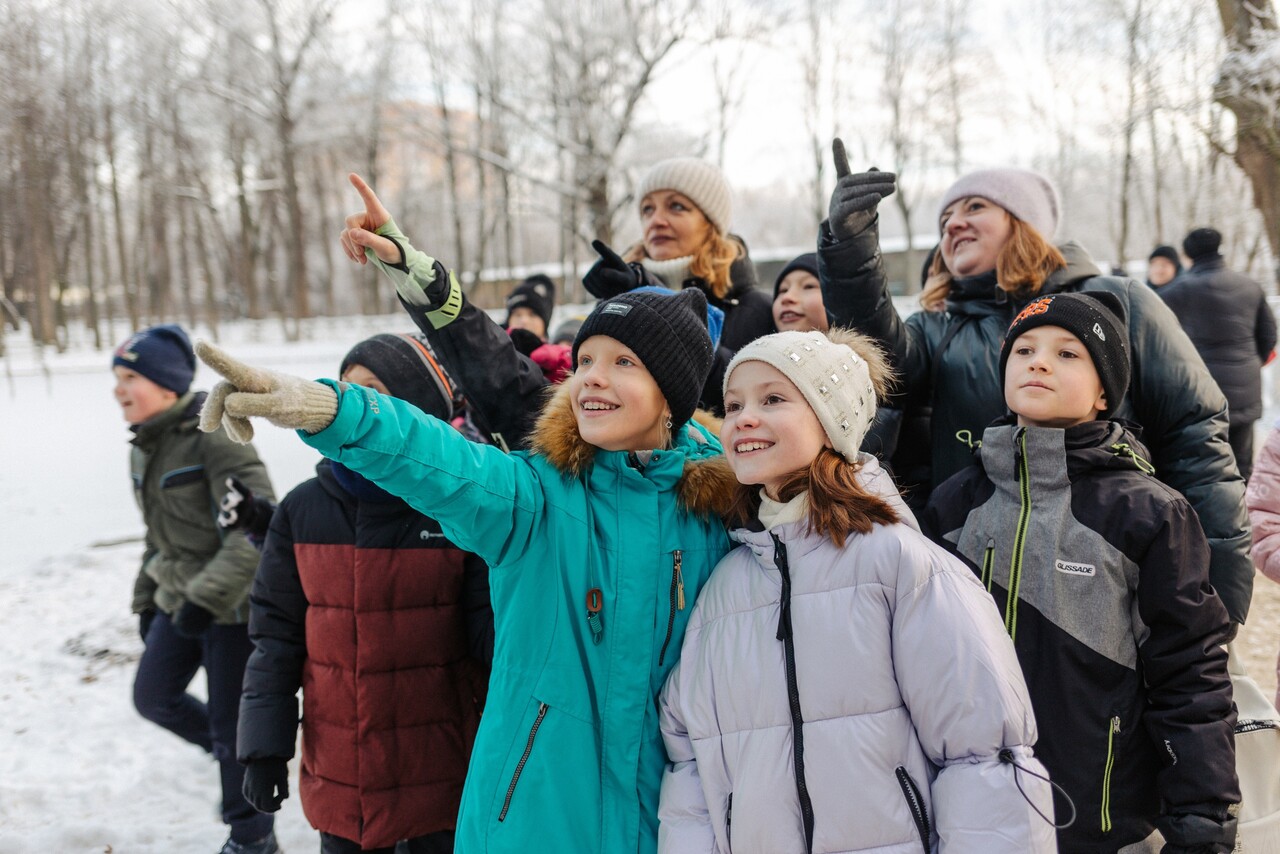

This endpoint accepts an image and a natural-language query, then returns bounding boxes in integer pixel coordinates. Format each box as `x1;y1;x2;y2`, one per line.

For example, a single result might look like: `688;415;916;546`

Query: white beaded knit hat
636;157;732;234
724;330;877;462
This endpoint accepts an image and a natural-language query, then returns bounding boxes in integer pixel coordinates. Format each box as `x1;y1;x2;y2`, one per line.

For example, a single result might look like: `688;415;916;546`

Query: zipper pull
1112;716;1121;734
674;550;685;611
586;588;604;645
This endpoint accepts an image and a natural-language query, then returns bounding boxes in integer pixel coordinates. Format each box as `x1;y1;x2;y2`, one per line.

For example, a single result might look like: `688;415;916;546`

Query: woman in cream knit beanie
611;157;773;353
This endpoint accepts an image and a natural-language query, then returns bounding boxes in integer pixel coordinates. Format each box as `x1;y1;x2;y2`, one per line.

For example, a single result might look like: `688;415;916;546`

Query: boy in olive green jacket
113;324;278;854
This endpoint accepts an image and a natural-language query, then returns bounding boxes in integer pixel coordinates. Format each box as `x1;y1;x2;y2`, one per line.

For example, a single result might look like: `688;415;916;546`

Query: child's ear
1094;391;1108;413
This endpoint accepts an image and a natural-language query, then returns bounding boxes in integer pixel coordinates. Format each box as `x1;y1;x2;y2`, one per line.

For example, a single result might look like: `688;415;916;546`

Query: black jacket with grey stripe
922;419;1238;853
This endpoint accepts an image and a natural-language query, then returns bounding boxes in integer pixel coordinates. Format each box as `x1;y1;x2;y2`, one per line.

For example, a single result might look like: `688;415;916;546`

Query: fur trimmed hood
529;381;736;519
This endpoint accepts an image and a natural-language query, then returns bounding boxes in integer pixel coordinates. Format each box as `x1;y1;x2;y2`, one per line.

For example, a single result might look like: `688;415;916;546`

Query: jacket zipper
894;766;931;854
1005;429;1031;640
726;792;733;847
1101;715;1120;832
773;534;815;853
657;550;685;666
980;538;995;591
498;702;548;822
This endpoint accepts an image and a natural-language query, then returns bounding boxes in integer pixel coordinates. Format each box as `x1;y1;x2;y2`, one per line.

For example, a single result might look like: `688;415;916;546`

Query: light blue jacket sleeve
299;380;544;568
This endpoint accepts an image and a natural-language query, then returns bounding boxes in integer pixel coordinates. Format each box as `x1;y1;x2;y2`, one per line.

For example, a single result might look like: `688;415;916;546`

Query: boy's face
507;306;547;341
113;366;178;425
1003;325;1107;429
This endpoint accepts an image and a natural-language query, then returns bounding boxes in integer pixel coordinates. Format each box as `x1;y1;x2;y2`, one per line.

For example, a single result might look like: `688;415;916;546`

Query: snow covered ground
1;308;1278;852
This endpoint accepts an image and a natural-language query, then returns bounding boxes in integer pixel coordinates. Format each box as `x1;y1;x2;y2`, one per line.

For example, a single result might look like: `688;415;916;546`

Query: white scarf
640;254;694;288
757;489;809;530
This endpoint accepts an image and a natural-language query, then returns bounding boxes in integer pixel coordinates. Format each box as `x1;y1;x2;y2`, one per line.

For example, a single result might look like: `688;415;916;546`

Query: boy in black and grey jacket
922;292;1238;854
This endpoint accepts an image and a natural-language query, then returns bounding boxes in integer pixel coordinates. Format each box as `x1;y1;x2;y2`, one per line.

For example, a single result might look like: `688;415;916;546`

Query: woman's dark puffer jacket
817;220;1254;625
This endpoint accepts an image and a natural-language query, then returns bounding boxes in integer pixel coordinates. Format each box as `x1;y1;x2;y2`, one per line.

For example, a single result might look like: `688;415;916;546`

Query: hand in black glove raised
171;601;215;639
139;608;157;643
583;240;654;299
828;138;897;242
242;758;290;813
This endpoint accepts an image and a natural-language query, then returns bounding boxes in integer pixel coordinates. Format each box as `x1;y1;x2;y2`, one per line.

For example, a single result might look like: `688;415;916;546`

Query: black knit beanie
339;333;456;421
572;288;713;428
999;291;1130;418
1182;227;1222;262
773;252;820;300
113;324;196;394
505;274;556;332
1148;245;1181;269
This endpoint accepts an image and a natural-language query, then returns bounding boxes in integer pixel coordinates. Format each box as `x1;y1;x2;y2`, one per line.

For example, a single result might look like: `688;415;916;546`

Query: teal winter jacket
301;379;736;854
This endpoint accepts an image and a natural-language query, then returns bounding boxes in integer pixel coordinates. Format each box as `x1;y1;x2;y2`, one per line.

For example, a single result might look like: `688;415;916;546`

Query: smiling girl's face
570;335;670;451
721;361;828;499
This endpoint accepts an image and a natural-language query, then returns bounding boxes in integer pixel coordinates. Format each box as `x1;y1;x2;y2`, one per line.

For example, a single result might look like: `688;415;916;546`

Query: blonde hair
920;215;1068;312
625;231;744;300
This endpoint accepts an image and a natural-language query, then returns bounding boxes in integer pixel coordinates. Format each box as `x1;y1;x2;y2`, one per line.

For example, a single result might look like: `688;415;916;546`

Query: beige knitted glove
195;341;339;444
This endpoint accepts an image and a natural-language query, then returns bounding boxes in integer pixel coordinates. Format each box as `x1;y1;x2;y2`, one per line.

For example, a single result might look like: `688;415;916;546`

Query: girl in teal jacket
197;278;735;853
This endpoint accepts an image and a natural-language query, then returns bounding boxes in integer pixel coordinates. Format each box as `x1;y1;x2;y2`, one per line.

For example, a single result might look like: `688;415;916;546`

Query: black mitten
218;476;275;541
583;240;654;299
242;758;290;813
508;327;544;357
828;138;897;242
139;608;157;642
171;601;215;639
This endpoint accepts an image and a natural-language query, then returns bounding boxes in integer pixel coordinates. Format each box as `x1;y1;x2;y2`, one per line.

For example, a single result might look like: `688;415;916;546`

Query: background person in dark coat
236;333;492;854
1160;227;1277;481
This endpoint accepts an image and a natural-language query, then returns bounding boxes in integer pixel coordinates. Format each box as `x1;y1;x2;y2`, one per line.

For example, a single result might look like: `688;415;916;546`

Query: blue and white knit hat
112;324;196;394
724;330;877;462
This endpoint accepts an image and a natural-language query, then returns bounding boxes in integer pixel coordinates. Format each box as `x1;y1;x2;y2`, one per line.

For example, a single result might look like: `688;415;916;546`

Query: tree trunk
1214;0;1280;284
104;103;139;329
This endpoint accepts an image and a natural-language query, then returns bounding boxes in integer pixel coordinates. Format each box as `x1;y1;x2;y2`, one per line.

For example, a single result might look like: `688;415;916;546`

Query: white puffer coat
657;460;1057;854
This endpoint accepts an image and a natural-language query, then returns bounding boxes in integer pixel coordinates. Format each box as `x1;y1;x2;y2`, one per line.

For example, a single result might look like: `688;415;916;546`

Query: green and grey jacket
922;420;1238;853
129;392;275;624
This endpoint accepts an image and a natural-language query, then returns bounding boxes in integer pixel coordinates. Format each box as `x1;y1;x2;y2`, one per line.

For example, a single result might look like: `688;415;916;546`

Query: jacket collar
528;381;737;519
979;417;1154;492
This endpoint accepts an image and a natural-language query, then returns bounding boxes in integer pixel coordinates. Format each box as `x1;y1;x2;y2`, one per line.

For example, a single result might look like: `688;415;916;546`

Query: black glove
508;327;544;357
583;240;660;299
218;476;274;540
171;601;215;639
1158;803;1237;853
828;138;897;242
139;608;157;643
242;758;290;813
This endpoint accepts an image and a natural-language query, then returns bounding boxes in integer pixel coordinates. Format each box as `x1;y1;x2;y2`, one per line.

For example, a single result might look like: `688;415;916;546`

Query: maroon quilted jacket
238;460;491;848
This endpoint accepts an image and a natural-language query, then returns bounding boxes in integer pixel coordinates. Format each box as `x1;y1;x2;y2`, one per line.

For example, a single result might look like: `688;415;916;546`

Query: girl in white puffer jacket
657;329;1058;854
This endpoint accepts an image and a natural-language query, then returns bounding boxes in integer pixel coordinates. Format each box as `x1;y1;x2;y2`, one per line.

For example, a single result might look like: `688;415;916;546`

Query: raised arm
196;341;544;569
340;173;549;450
819;139;920;376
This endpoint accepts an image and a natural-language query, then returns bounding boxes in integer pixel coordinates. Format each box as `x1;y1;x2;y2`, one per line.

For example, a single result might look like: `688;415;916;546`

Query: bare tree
1214;0;1280;277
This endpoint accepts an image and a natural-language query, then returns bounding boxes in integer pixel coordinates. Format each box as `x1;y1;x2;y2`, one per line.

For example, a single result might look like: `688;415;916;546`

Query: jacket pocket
160;465;205;489
895;766;931;854
1101;714;1120;833
498;701;548;822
